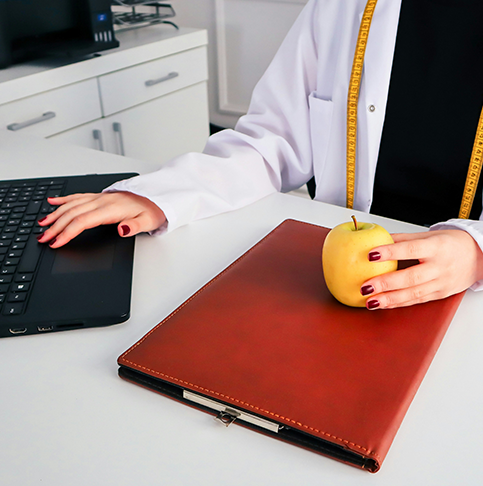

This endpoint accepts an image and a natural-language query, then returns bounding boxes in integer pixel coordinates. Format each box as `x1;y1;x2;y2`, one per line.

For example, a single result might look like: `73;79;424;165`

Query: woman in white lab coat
37;0;483;309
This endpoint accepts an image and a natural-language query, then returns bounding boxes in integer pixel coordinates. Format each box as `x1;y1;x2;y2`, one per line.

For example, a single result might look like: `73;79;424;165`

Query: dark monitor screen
7;0;78;41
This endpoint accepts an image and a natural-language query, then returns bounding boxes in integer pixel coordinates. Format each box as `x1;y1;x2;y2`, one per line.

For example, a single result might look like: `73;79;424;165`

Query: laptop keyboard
0;179;65;317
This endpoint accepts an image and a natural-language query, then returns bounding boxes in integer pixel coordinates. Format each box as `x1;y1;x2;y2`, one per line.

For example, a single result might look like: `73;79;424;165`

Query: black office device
0;0;119;69
0;172;137;338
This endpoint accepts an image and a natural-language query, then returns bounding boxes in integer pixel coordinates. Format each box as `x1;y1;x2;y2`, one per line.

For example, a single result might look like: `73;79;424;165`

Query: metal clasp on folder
183;390;280;433
215;409;240;427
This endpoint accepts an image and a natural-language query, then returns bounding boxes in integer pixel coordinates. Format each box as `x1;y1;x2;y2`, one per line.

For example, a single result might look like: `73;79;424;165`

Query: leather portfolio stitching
118;221;380;460
121;357;381;463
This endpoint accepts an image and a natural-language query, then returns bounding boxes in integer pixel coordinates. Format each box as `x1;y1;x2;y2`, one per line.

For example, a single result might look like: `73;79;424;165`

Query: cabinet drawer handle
145;72;179;87
112;122;125;156
92;129;104;152
7;111;56;131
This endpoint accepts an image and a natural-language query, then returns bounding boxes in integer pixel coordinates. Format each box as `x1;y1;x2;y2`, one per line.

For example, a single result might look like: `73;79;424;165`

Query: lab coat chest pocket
308;92;334;171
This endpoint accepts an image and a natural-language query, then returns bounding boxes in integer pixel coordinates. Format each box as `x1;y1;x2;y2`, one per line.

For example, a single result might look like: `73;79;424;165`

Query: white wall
172;0;308;128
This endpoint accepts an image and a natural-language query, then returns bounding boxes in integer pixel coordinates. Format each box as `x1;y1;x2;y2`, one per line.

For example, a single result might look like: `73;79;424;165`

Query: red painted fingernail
361;285;375;296
49;237;57;247
36;234;44;242
367;299;380;310
120;225;130;236
38;216;47;223
368;251;381;262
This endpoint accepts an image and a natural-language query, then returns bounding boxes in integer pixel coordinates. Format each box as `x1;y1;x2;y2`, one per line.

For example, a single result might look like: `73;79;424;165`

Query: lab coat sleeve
430;219;483;291
104;0;321;234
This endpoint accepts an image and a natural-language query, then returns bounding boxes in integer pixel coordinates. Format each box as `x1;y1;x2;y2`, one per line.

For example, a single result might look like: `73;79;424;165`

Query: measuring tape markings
347;0;483;219
459;110;483;219
346;0;378;209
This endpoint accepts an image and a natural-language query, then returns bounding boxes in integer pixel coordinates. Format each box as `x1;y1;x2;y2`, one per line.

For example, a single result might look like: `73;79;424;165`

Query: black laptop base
0;173;137;338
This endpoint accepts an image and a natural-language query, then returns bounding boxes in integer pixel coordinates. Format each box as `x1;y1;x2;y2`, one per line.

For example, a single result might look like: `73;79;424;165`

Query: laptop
0;172;138;338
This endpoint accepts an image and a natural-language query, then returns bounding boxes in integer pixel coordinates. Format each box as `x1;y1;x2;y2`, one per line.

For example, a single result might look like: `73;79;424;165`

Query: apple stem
351;215;358;231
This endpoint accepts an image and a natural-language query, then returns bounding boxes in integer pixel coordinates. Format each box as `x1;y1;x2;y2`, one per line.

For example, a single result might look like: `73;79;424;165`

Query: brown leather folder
118;219;464;473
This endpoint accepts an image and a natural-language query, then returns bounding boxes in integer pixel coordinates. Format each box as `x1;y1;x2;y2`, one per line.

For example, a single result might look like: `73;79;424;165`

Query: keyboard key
2;202;27;209
3;303;24;315
7;292;26;303
12;283;29;292
10;243;26;250
0;267;16;275
8;250;22;258
0;275;13;284
5;258;20;266
26;200;42;215
0;284;9;293
19;238;44;273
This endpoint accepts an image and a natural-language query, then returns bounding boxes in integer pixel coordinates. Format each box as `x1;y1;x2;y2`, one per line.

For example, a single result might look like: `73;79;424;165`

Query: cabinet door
48;119;109;153
49;82;210;164
0;79;102;137
105;82;210;165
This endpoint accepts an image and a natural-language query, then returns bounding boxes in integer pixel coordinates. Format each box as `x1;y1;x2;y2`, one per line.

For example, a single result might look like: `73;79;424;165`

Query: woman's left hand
360;229;483;309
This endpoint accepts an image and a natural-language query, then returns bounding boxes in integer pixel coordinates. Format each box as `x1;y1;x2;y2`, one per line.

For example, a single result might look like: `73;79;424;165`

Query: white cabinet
0;79;102;138
53;82;209;163
0;27;210;166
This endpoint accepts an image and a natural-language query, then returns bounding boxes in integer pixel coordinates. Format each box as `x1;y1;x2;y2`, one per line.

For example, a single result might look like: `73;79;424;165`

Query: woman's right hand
36;191;166;248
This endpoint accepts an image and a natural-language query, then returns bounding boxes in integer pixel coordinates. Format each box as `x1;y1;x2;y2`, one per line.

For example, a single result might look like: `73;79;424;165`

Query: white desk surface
1;132;482;485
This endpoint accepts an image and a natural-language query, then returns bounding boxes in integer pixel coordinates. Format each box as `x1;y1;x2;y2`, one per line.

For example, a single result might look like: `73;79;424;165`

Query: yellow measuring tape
460;110;483;218
347;0;483;219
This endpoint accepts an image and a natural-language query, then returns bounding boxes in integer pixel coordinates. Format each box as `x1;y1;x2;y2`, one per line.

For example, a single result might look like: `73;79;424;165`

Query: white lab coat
107;0;483;289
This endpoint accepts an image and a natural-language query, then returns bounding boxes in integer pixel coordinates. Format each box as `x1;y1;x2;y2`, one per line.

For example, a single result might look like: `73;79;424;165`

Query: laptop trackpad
51;226;116;274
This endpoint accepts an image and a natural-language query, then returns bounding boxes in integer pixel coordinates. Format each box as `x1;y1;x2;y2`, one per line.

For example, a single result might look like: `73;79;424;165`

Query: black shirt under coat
370;0;483;226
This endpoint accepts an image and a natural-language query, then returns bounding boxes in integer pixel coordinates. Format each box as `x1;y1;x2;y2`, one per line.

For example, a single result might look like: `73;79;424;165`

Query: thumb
117;210;166;237
117;217;147;237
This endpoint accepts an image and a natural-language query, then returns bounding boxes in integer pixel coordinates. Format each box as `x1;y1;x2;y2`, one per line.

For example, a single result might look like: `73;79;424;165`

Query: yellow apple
322;216;397;307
